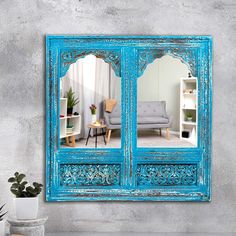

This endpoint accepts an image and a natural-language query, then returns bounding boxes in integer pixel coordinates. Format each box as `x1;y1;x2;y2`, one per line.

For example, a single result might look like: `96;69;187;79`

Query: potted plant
65;87;79;115
8;172;43;220
186;112;193;122
89;104;97;124
0;204;7;235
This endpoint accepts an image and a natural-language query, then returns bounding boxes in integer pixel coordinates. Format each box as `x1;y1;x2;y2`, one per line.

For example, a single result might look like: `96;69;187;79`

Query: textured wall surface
0;0;236;233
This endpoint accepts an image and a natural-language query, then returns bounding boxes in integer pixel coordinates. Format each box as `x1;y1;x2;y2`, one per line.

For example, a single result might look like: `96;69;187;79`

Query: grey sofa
104;101;171;141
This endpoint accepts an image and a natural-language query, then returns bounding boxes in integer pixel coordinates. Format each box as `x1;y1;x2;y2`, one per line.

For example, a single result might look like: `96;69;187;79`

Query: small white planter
14;197;38;220
91;114;97;124
0;220;5;235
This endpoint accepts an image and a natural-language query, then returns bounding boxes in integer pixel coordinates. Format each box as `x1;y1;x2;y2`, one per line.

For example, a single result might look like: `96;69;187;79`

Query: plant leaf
10;189;18;196
33;182;43;187
0;204;5;212
26;186;34;190
17;174;26;183
26;186;34;194
20;182;27;191
0;212;7;220
8;177;15;182
11;183;19;188
66;87;79;109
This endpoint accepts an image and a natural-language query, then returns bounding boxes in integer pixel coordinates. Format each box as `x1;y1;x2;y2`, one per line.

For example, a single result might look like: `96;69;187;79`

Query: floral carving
60;49;121;77
138;48;198;77
137;164;197;186
60;164;120;186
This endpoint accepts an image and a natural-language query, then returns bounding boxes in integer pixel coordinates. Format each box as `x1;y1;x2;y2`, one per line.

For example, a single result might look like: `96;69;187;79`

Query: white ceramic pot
14;197;38;220
0;220;5;235
91;114;97;124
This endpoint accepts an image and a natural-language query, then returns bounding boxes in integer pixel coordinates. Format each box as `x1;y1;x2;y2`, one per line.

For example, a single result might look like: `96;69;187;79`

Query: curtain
79;56;96;137
94;58;110;122
109;67;121;102
60;55;120;138
94;58;121;122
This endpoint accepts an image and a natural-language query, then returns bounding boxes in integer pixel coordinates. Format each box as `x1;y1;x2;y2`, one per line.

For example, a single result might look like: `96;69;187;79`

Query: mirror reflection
137;55;197;147
60;55;121;148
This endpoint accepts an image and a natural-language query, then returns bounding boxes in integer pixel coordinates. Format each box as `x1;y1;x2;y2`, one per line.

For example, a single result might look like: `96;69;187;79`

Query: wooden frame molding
46;35;212;201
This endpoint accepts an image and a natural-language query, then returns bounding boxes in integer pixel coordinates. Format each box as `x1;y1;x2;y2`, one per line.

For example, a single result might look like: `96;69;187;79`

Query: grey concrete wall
0;0;236;233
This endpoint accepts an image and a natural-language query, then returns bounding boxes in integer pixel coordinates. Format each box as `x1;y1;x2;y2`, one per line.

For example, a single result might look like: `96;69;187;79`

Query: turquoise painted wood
46;35;212;201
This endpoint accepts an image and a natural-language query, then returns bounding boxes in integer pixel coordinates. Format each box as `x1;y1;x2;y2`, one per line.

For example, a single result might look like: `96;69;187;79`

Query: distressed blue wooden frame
46;35;212;201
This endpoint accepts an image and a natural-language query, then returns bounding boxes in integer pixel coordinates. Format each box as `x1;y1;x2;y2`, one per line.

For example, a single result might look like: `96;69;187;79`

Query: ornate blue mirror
46;35;212;201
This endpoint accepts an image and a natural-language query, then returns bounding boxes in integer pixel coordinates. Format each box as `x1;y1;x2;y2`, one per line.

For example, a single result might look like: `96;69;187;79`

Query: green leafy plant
0;204;7;221
8;172;43;198
186;112;193;118
65;87;79;109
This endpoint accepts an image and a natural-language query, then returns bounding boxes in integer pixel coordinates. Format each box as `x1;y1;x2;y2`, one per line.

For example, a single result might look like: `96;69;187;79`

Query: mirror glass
60;55;121;148
137;55;197;148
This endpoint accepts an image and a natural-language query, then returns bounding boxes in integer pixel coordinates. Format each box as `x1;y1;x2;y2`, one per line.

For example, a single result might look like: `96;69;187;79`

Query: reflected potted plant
0;204;7;235
90;104;97;124
66;87;79;115
186;112;193;122
8;172;43;220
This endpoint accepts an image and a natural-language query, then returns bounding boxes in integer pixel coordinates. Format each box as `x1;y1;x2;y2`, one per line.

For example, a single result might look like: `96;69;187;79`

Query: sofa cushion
138;101;167;117
110;117;121;125
105;101;171;128
109;104;120;117
138;116;169;124
110;117;169;125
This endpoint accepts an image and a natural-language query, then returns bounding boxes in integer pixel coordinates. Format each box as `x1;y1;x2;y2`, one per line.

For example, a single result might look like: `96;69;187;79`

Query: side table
86;124;107;148
7;217;48;236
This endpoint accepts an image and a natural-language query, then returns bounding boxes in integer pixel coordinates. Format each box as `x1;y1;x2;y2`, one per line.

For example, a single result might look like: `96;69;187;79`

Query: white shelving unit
180;77;198;146
60;98;81;139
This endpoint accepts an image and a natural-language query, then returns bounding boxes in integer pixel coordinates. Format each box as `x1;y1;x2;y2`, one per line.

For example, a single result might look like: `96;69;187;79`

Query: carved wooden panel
136;164;197;186
60;164;120;187
60;49;121;77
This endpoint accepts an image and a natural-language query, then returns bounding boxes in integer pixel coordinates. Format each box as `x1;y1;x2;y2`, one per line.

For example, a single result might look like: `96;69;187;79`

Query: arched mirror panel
59;55;121;149
137;55;197;148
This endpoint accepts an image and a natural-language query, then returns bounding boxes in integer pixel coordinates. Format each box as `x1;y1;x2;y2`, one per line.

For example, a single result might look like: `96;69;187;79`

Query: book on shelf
66;125;73;134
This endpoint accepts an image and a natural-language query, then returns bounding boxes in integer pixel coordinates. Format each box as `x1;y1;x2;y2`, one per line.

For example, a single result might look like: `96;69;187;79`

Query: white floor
137;129;194;147
61;129;194;149
46;233;236;236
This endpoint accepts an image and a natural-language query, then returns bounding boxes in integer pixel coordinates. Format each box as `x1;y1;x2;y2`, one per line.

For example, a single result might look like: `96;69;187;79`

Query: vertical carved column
121;47;138;188
46;46;59;195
